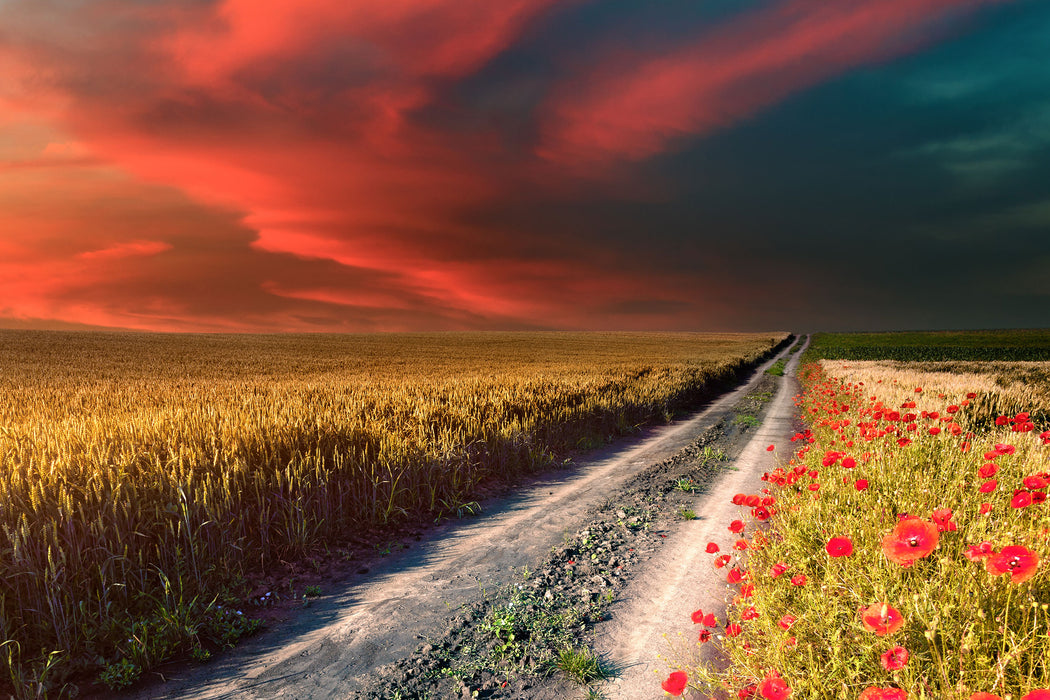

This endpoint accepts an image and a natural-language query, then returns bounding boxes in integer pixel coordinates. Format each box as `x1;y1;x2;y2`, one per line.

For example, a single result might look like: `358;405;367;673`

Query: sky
0;0;1047;334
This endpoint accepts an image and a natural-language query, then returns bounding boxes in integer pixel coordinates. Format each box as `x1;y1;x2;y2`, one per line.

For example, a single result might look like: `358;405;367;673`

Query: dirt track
128;338;804;700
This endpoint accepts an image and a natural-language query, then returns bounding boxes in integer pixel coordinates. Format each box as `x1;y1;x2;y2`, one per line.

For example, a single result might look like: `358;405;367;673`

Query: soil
122;338;805;700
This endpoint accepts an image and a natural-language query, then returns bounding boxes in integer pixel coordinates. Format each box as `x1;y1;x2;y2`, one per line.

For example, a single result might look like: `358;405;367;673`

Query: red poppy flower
931;508;957;532
946;405;959;413
706;542;721;553
790;574;807;586
661;670;688;696
732;493;747;505
734;539;750;551
978;463;999;478
698;628;711;643
995;443;1016;455
1021;691;1050;700
740;582;755;597
980;502;992;514
985;545;1040;583
715;555;731;568
770;562;789;578
753;506;771;521
882;518;939;567
855;479;869;491
725;623;742;637
691;609;705;624
739;683;757;699
826;537;853;557
880;645;909;670
979;479;998;493
741;606;759;621
970;694;1002;700
861;602;904;636
778;614;796;630
964;541;995;562
859;689;907;700
1011;491;1033;508
807;483;820;492
758;670;791;699
1024;475;1049;490
767;444;775;451
928;427;941;435
730;520;745;533
841;456;856;469
995;416;1010;426
727;568;744;584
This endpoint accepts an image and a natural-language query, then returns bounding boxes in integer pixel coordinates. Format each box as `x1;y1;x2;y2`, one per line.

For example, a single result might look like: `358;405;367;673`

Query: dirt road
594;337;806;699
129;338;804;700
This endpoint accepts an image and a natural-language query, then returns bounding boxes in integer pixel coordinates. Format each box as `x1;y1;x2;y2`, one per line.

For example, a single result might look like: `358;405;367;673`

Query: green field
806;329;1050;362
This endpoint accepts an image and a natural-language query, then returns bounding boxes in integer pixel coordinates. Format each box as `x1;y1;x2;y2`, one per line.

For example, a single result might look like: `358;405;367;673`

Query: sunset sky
1;0;1046;333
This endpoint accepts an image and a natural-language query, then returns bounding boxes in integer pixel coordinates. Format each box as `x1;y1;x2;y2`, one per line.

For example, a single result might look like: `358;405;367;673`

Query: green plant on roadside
673;478;696;492
99;658;140;691
734;413;759;427
678;508;697;520
699;446;727;463
557;646;608;684
765;358;787;376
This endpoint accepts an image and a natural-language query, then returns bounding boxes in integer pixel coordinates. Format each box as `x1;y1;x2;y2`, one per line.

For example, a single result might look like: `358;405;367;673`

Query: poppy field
664;342;1050;699
0;330;786;695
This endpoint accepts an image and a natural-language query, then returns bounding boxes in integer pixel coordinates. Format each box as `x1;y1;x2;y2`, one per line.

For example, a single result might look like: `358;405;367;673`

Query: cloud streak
538;0;1009;165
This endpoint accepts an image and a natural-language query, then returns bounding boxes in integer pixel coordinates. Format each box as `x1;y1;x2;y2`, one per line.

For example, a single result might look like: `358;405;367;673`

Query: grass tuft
556;647;608;685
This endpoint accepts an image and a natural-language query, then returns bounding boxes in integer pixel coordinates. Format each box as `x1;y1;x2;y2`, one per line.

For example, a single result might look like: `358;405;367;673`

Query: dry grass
817;359;1050;431
0;330;786;693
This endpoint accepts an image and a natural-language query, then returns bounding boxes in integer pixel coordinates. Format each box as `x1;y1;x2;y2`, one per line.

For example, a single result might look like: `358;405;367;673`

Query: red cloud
538;0;1008;165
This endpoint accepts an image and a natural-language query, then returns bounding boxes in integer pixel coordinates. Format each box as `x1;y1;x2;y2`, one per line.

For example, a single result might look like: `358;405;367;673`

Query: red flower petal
661;670;688;696
825;537;853;558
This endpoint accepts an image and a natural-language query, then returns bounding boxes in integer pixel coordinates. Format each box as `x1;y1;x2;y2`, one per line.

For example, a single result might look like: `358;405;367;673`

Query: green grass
806;329;1050;362
556;647;609;685
765;358;787;376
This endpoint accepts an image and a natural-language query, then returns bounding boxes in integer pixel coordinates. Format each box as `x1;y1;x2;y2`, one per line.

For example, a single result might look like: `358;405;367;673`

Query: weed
678;509;697;520
734;414;759;427
99;658;140;691
765;358;787;376
673;478;696;492
557;647;608;684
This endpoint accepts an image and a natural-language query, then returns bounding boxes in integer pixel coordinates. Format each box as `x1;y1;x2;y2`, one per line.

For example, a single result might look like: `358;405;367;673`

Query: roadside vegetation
664;331;1050;699
0;330;787;695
